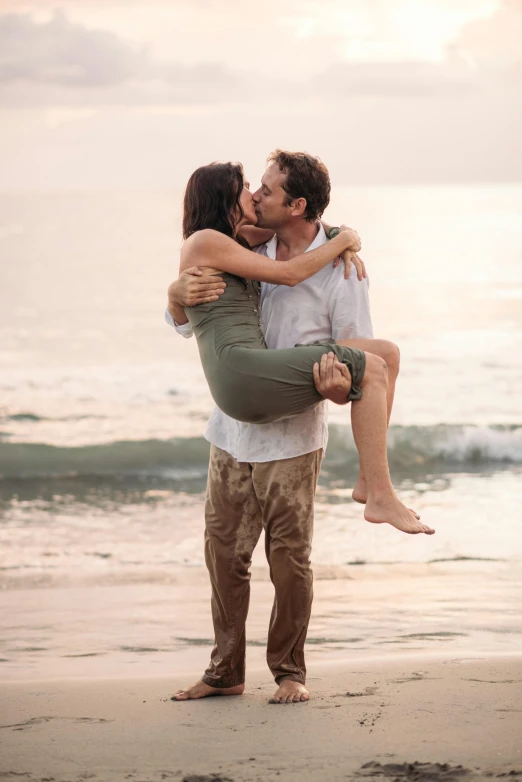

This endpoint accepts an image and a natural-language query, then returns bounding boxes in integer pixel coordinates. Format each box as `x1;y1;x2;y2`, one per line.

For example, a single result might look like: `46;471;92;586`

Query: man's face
252;163;293;229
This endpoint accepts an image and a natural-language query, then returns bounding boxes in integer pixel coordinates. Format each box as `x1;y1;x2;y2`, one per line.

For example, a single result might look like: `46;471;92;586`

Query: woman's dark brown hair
182;162;246;241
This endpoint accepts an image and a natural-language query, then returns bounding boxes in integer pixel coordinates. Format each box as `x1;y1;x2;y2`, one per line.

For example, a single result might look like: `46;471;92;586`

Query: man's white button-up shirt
165;225;373;463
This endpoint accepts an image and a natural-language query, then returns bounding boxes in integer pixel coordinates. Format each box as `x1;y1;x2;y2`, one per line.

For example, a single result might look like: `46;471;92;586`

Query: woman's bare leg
338;338;400;504
350;352;434;535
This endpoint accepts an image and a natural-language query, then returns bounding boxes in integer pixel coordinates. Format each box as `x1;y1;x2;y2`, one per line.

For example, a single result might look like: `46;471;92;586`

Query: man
167;150;373;704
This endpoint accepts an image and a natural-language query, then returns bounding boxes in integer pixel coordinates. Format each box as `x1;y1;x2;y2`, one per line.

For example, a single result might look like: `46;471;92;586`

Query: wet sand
1;656;521;782
2;559;521;780
2;560;521;682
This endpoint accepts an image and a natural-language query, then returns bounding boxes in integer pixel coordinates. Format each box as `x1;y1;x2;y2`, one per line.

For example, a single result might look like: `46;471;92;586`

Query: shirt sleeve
164;308;194;339
329;267;374;341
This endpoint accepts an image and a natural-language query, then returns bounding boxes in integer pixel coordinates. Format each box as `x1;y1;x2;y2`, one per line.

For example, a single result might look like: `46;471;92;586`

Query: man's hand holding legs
313;351;352;405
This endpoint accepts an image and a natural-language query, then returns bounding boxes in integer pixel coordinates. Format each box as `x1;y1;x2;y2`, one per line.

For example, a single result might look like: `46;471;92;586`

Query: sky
0;0;520;188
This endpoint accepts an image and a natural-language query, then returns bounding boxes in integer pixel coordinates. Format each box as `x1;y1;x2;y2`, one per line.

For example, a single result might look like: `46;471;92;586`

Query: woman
179;162;434;536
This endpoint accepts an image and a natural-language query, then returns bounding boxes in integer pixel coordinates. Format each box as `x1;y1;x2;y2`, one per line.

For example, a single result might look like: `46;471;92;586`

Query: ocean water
0;186;521;679
1;185;521;569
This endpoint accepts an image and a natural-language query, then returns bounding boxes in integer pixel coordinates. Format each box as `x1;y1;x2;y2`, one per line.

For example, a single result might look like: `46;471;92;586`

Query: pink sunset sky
0;0;520;188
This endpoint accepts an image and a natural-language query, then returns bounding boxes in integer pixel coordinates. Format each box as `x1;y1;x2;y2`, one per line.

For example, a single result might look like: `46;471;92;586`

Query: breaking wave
1;424;521;480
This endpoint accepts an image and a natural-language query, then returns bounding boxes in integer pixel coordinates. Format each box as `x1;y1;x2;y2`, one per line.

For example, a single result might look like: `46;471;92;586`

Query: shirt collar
265;232;278;260
264;223;326;260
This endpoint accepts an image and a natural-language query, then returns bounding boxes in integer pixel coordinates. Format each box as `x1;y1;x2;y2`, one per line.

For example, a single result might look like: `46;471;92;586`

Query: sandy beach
2;559;522;781
2;655;521;782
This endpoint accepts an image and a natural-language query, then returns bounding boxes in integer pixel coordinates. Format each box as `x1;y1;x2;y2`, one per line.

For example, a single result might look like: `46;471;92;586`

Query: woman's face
236;180;258;227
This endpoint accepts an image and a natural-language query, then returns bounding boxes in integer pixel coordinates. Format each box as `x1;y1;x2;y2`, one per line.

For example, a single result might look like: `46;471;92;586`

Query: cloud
0;10;152;85
312;1;522;98
0;10;243;105
0;6;507;109
316;57;479;98
1;4;514;109
0;1;519;187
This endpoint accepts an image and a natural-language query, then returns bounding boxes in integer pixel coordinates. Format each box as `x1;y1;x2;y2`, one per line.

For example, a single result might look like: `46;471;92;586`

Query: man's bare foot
171;680;244;701
365;495;434;535
353;475;419;518
269;680;309;704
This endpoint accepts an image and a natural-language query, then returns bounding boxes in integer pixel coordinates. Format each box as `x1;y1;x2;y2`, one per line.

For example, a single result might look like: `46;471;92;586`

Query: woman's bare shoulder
180;229;235;272
185;229;232;253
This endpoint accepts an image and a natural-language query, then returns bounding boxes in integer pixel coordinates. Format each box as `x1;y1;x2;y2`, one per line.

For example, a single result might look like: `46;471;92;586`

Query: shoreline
2;561;521;683
1;554;518;587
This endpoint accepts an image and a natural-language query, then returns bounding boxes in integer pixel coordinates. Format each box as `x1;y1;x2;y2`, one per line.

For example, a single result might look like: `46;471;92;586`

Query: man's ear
290;197;307;218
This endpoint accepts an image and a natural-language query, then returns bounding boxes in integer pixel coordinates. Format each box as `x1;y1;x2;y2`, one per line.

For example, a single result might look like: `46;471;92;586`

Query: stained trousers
201;444;323;688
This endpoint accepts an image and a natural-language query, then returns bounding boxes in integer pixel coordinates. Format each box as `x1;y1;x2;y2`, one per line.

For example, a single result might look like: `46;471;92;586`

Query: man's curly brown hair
267;149;331;222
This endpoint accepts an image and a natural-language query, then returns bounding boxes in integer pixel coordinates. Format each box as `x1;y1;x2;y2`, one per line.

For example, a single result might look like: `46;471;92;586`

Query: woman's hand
332;224;365;280
338;224;361;253
334;251;367;281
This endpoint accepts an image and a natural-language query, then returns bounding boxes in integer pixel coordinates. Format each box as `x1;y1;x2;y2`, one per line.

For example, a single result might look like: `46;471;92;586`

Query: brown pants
201;444;323;688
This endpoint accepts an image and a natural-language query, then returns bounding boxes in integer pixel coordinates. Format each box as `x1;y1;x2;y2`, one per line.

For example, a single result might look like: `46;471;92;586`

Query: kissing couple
166;149;434;705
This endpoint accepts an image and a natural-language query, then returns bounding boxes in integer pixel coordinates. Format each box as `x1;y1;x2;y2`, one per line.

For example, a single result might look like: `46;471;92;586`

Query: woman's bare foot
171;680;244;701
353;475;419;518
269;680;309;704
352;474;368;504
365;495;434;535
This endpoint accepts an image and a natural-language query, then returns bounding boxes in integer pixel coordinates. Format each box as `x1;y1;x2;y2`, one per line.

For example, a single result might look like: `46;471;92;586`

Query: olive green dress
185;273;366;424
